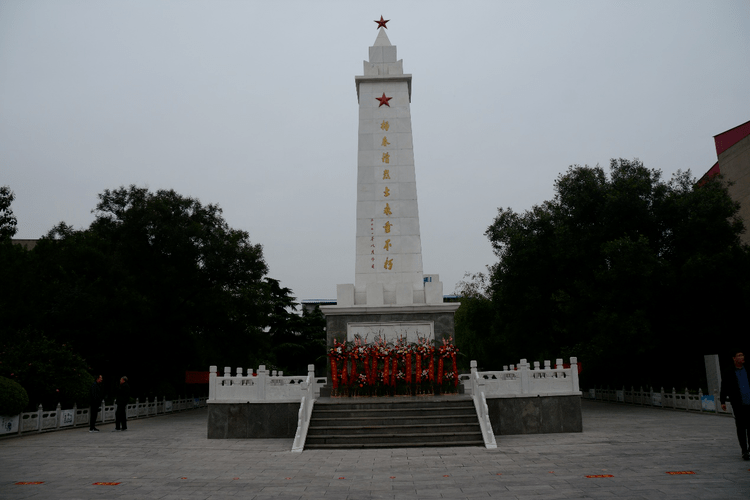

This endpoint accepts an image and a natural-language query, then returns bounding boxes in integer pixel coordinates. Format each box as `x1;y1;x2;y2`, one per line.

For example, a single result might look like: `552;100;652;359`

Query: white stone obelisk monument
322;19;459;347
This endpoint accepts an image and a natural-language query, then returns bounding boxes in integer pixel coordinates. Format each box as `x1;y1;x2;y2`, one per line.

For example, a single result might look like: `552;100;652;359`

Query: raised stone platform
206;393;581;441
486;394;582;435
207;402;299;439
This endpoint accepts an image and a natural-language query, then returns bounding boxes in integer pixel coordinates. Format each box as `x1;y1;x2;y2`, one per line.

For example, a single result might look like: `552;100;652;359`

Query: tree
453;271;497;370
484;159;750;388
4;186;278;397
0;330;93;410
0;186;18;240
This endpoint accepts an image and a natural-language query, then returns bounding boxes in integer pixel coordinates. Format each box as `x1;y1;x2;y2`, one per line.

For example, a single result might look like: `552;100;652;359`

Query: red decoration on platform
350;353;357;385
374;16;389;29
330;358;338;389
376;93;392;107
185;371;209;384
327;337;458;396
453;353;458;386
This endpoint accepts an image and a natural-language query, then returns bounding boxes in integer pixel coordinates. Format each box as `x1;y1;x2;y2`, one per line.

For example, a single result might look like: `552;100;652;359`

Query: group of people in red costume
328;336;459;396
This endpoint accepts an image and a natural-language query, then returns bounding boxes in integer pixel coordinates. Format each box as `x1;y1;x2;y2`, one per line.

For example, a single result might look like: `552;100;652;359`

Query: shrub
0;376;29;415
0;329;93;410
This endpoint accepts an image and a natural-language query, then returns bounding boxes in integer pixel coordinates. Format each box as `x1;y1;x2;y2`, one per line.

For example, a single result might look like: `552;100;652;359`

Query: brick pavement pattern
2;400;750;499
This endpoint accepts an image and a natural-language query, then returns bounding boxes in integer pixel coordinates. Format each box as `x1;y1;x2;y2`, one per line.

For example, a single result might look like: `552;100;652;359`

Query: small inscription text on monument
347;322;434;344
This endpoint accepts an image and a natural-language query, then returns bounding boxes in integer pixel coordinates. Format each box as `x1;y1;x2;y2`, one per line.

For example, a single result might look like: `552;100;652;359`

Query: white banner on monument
347;322;434;344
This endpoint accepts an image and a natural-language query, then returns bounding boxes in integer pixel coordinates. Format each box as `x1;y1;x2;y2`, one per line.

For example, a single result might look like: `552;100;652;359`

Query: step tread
309;423;480;430
310;415;475;422
313;407;473;412
307;431;482;439
305;440;485;449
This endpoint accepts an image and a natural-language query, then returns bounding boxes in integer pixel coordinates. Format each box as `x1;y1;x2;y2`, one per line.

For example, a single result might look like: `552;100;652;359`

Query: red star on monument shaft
374;16;389;29
376;93;392;107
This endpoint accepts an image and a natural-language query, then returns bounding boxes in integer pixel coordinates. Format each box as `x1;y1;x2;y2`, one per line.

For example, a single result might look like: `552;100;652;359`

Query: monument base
485;394;582;435
321;303;460;346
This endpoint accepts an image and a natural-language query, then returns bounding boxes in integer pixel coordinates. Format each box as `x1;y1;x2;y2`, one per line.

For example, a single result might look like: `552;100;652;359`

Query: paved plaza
1;400;749;499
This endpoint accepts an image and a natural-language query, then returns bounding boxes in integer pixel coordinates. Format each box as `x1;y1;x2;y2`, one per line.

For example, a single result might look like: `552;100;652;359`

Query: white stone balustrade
208;365;327;403
0;397;207;436
292;365;318;453
465;361;497;449
459;357;580;397
586;386;732;414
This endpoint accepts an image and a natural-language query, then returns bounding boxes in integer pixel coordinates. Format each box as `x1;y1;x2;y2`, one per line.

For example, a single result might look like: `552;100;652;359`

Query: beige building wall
717;133;750;245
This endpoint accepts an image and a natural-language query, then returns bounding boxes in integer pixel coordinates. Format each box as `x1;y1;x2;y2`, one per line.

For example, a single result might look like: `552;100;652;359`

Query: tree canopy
0;186;18;240
0;185;325;407
460;159;750;389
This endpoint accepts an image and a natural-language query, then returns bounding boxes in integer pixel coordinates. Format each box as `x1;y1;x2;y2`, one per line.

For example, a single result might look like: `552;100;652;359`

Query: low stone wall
207;402;299;439
486;394;582;435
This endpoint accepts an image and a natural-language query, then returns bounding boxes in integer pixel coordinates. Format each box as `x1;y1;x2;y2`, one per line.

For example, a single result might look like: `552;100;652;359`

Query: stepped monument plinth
321;20;460;354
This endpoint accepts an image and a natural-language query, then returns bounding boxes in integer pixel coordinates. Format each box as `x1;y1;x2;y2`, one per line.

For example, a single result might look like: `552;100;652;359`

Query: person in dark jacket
114;376;130;431
720;351;750;460
88;375;103;432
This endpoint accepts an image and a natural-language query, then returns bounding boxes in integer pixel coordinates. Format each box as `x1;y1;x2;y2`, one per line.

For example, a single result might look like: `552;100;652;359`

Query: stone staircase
304;396;485;449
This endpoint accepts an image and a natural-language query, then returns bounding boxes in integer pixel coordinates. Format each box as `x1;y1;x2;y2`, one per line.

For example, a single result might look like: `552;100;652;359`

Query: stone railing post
470;360;479;394
519;359;530;394
37;404;43;432
209;366;217;401
257;365;268;400
570;357;579;392
55;403;61;429
307;364;316;396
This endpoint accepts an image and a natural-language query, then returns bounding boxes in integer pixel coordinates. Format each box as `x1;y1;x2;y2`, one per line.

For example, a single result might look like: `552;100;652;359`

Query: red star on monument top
376;93;392;107
374;16;389;29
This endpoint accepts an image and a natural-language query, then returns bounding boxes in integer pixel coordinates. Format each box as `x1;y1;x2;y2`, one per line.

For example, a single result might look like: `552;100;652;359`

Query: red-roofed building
700;119;750;245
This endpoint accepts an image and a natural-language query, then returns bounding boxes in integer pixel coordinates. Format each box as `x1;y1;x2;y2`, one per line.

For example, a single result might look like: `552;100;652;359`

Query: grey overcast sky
1;1;749;302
